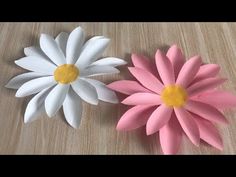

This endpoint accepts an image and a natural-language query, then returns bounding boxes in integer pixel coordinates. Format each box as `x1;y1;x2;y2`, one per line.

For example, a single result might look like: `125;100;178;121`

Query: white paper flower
6;26;127;128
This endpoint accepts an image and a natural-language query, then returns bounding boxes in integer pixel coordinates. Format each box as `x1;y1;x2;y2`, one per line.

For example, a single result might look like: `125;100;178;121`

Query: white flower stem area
5;26;127;128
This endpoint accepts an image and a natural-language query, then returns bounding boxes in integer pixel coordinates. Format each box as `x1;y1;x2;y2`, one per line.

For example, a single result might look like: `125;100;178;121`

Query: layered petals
75;36;110;69
187;77;227;96
15;56;57;75
176;55;202;88
71;79;98;105
159;113;182;154
40;34;66;66
107;80;152;95
122;93;162;105
192;64;220;84
63;88;83;128
166;44;185;77
193;114;223;150
66;27;85;64
128;67;164;94
174;108;200;146
146;104;173;135
117;105;156;131
185;100;228;124
45;84;69;117
15;76;56;97
193;90;236;109
155;50;175;85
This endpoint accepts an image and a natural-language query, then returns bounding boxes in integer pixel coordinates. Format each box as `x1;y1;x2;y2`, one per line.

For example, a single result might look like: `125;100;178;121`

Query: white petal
81;36;105;51
71;79;98;105
24;46;49;59
66;27;85;64
80;65;119;77
5;72;47;89
40;34;66;66
45;84;69;117
55;32;69;57
90;57;127;67
75;36;110;69
63;88;83;128
16;76;56;97
15;56;57;75
24;87;52;123
82;78;118;103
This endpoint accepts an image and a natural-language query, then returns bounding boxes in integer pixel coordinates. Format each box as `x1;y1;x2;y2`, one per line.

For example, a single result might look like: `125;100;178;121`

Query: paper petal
40;34;66;66
82;78;118;103
75;36;110;69
91;57;127;67
66;27;85;64
166;44;185;77
192;64;220;84
146;104;173;135
187;77;227;96
176;55;202;88
15;56;57;75
107;80;152;95
193;90;236;109
45;84;69;117
81;36;105;51
71;79;98;105
63;88;83;128
24;46;49;59
117;105;156;131
185;100;228;124
131;54;157;76
174;107;200;146
24;87;52;123
155;50;175;85
5;72;47;89
122;93;162;105
16;76;56;97
55;32;69;57
128;67;164;94
80;65;119;77
193;114;223;150
159;113;182;154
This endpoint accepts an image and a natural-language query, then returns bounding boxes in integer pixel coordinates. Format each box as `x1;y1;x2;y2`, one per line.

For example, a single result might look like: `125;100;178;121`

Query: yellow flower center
54;64;79;84
161;85;188;107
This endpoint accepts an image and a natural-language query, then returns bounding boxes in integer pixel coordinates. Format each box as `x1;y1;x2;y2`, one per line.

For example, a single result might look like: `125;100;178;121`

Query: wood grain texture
0;22;236;154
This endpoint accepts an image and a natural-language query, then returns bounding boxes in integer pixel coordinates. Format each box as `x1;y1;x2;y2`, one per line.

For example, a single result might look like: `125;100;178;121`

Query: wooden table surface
1;22;236;154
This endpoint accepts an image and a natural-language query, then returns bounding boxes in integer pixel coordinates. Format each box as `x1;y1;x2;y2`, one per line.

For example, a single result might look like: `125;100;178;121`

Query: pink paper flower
107;44;236;154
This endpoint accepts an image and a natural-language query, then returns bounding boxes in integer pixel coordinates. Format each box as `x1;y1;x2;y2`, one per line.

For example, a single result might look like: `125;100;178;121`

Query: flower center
54;64;79;84
161;85;188;107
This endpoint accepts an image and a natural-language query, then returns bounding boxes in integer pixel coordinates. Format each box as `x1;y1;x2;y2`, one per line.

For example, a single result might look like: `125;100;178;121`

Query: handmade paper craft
107;44;236;154
6;26;127;128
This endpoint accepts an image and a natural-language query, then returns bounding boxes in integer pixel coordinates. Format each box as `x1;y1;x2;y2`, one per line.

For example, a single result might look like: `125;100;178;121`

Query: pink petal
176;55;202;88
192;114;223;150
159;112;182;154
185;100;228;124
146;104;173;135
166;44;185;77
191;64;220;84
107;80;152;95
187;77;227;97
193;90;236;109
131;53;158;76
174;108;200;146
122;93;162;105
128;67;164;94
116;105;156;131
155;50;175;85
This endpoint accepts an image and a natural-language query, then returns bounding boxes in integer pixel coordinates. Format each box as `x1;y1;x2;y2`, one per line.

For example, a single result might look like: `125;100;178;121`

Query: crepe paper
107;44;236;154
5;26;127;128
